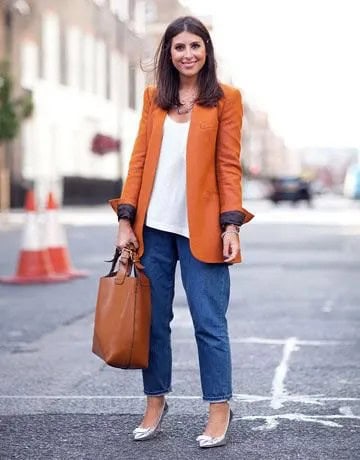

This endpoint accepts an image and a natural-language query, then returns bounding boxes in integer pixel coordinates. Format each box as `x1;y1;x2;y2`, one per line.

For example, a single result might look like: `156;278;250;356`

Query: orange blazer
110;83;254;263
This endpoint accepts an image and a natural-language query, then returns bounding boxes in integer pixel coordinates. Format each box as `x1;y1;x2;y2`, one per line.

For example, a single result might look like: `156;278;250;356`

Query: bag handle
106;248;121;276
106;245;145;284
116;245;145;285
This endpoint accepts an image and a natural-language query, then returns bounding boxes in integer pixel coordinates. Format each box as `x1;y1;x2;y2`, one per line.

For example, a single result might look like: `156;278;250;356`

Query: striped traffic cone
0;190;69;284
43;192;88;279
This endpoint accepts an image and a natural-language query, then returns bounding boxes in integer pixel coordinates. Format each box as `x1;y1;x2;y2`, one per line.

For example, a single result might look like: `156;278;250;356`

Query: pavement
0;196;359;459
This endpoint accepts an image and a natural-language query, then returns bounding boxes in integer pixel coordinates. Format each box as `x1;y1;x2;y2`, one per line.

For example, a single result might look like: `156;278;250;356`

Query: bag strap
106;246;144;273
106;245;144;284
105;248;119;275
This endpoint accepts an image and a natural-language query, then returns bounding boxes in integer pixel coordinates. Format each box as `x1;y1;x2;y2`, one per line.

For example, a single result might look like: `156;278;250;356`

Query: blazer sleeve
216;88;254;228
108;86;153;222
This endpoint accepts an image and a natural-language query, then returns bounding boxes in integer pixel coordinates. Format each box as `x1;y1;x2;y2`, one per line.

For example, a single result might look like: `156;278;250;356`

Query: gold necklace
176;101;195;114
176;90;198;114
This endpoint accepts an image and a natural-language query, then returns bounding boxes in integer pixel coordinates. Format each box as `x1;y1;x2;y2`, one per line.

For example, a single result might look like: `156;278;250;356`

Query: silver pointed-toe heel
197;408;233;448
133;401;169;441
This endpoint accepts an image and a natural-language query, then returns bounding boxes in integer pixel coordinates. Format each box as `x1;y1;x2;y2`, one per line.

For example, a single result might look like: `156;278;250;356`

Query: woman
109;16;254;448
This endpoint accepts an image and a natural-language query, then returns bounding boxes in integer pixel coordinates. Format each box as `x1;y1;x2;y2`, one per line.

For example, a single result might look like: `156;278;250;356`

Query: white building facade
7;0;146;205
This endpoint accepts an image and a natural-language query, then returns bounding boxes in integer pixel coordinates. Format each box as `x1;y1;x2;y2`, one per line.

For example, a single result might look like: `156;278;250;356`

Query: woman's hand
116;219;139;251
222;225;240;263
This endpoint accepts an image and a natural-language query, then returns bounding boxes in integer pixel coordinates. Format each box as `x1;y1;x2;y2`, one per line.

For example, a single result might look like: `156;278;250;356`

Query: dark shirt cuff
220;211;246;230
117;204;136;224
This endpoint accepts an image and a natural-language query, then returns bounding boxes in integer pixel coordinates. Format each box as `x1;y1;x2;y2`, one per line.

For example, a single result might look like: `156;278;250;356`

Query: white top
146;115;190;237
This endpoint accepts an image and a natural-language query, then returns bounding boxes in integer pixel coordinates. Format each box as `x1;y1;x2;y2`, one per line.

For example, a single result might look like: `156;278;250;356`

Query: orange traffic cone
44;192;88;279
0;190;69;284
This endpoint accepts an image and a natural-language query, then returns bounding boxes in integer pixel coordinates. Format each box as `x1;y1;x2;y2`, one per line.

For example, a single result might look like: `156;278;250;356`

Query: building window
129;0;136;21
119;53;129;109
21;40;38;89
41;12;60;83
106;46;111;100
95;39;106;98
145;1;158;23
110;51;117;103
109;0;118;14
66;26;81;89
128;63;136;110
133;1;146;35
59;20;67;85
83;34;95;93
112;0;129;21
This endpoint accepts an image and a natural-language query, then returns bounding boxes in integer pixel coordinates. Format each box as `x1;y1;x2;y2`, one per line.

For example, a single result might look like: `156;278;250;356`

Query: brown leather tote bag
92;246;151;369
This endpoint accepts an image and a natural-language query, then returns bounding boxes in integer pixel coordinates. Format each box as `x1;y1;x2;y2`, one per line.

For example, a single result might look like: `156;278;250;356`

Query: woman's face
170;31;207;78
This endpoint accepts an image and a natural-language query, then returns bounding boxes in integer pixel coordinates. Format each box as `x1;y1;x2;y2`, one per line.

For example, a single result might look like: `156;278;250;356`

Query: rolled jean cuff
203;394;232;402
144;388;172;397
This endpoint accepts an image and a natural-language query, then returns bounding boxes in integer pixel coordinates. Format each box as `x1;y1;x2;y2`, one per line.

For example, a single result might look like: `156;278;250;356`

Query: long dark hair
153;16;224;109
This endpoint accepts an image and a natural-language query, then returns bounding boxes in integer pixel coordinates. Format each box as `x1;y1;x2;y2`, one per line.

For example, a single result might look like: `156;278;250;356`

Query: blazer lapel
148;106;166;162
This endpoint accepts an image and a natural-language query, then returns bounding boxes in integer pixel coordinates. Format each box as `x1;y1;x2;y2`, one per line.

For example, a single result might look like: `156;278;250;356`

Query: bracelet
221;230;239;239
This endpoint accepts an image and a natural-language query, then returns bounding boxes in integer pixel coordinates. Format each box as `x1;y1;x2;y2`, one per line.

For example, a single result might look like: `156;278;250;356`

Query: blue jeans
141;226;232;402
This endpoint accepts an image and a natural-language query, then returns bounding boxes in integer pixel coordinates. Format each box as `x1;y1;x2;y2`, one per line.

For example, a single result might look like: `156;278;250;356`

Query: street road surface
0;196;359;459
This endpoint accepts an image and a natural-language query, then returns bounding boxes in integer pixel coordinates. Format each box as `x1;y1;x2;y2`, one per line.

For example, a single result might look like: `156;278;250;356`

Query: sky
179;0;360;150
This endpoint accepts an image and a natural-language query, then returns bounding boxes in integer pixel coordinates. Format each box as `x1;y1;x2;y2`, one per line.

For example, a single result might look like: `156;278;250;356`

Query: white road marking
237;413;360;430
0;395;201;400
1;395;359;402
1;337;352;351
1;397;358;431
1;335;358;432
233;394;360;405
173;337;352;346
271;337;298;409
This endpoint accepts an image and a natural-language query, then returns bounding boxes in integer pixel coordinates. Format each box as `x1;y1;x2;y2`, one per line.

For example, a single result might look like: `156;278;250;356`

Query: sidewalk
1;196;360;230
0;205;115;230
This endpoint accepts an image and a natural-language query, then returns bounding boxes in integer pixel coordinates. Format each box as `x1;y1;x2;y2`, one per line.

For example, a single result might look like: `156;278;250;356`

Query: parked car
343;164;360;199
268;177;313;206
